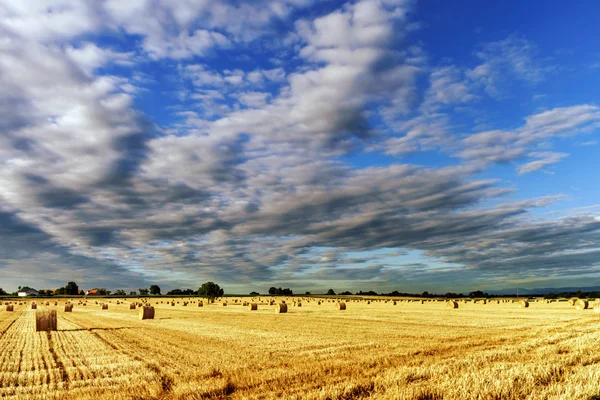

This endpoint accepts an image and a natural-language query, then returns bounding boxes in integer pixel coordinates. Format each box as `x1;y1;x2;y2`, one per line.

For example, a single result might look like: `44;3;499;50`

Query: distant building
18;287;39;297
86;289;106;296
78;290;85;296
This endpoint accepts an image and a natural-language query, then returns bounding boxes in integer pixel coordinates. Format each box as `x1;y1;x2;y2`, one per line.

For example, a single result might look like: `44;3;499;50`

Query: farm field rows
1;298;600;399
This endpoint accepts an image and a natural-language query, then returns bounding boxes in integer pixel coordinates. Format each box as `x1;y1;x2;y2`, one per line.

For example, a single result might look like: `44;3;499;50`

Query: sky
1;0;599;294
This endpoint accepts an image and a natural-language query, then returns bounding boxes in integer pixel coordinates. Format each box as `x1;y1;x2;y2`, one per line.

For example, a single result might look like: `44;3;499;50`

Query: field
1;297;600;399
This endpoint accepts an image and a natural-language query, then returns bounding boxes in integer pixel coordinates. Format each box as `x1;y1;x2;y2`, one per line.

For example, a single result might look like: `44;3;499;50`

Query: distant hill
487;286;600;295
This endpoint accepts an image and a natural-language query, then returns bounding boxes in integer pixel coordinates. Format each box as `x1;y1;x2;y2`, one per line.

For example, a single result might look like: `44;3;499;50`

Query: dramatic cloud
0;0;599;292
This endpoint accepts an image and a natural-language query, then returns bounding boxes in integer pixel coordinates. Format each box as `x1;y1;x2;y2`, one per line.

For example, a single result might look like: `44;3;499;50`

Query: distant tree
65;282;79;296
182;289;196;295
105;290;112;295
327;289;336;295
268;287;277;295
250;291;260;295
469;290;486;298
139;288;149;296
198;282;224;299
149;285;161;295
305;292;311;295
55;287;66;295
339;291;353;295
421;291;429;298
129;291;137;296
114;289;126;296
167;289;183;295
0;288;6;295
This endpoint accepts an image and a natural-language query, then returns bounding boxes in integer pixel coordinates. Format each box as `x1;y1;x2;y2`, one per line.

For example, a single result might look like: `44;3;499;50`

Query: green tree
198;282;224;299
149;285;161;295
55;287;66;295
114;289;126;296
139;288;149;296
327;289;336;295
0;288;7;295
129;291;137;296
250;291;259;295
65;282;79;295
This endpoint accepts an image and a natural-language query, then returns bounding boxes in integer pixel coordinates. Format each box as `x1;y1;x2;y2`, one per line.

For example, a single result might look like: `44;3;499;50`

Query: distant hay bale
337;302;347;310
393;301;397;305
594;303;600;316
183;302;188;306
31;302;37;310
575;299;589;310
171;302;175;306
6;305;14;312
198;301;203;307
568;298;577;306
129;304;136;310
101;304;108;310
420;300;425;304
519;300;529;308
249;303;258;311
35;309;57;332
275;303;288;313
222;302;227;307
297;302;302;307
446;300;458;309
242;302;248;307
269;300;275;306
139;306;155;320
64;304;73;312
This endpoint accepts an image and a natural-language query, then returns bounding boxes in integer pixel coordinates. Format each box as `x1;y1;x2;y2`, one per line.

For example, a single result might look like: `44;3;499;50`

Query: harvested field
1;298;600;399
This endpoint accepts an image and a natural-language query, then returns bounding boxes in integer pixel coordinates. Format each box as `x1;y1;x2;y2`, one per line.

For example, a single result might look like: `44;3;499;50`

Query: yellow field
1;298;600;399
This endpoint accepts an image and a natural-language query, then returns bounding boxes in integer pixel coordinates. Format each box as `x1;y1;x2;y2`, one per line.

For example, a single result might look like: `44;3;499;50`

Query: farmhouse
18;287;39;297
86;289;106;296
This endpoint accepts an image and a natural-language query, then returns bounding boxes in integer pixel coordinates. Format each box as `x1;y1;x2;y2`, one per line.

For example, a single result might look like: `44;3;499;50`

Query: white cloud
517;152;568;175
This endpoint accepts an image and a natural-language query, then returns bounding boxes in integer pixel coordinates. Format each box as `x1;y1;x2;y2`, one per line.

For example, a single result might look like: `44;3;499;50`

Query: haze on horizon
1;0;599;294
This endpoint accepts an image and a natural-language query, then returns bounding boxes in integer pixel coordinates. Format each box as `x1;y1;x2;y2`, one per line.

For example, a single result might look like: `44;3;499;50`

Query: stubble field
1;297;599;400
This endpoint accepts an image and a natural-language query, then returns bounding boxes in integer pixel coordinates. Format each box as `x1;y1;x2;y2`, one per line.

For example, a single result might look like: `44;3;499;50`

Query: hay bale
222;302;227;307
139;306;155;320
337;302;347;310
101;304;108;310
269;300;275;306
519;300;529;308
568;298;577;306
6;305;14;312
64;304;73;312
31;302;37;310
35;310;57;332
594;303;600;316
129;304;136;310
393;301;397;305
575;299;589;310
198;301;203;307
183;302;188;306
249;303;258;311
446;300;458;309
275;303;288;313
297;302;302;307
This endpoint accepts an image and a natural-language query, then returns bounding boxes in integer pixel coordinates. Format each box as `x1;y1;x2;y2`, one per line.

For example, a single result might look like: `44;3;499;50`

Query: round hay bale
139;306;155;320
129;304;136;310
269;300;275;306
249;303;258;311
297;302;302;307
64;304;73;312
518;300;529;308
198;301;203;307
35;309;57;332
446;300;458;309
242;302;248;307
575;299;589;310
5;305;14;312
568;298;577;306
594;303;600;315
31;303;37;310
337;302;347;310
275;303;288;313
101;304;108;310
393;301;397;305
222;302;227;307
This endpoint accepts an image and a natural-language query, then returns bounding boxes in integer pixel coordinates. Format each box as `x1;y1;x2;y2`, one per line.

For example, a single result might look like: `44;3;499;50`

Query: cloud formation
0;0;599;292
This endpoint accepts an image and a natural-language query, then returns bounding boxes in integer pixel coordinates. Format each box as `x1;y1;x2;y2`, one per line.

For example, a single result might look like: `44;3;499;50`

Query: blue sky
0;0;599;294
